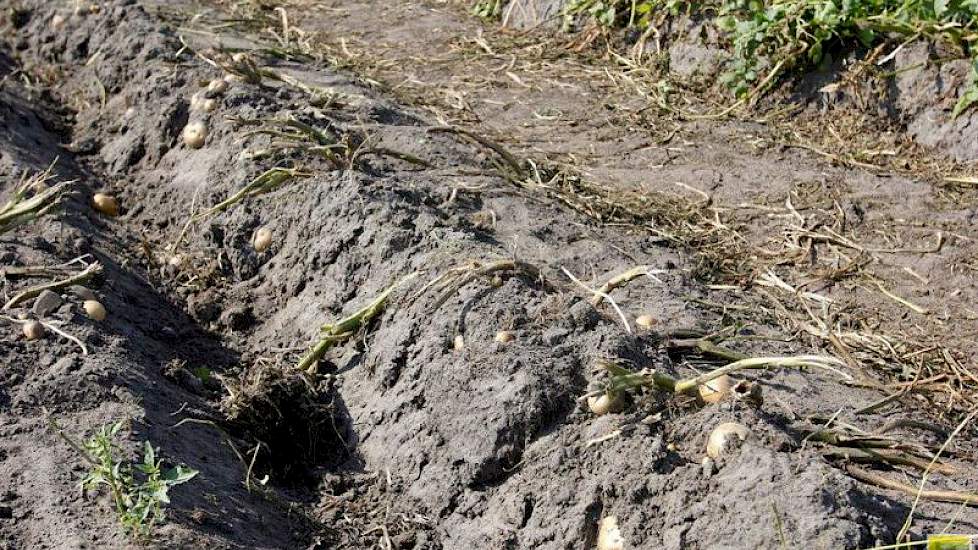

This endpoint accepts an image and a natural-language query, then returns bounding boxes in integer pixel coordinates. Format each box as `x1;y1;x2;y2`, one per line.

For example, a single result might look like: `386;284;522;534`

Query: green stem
296;272;419;373
599;355;849;398
295;332;353;373
673;356;849;394
668;338;749;362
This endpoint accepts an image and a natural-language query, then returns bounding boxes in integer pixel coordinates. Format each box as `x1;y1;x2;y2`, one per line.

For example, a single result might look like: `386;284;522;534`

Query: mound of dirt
1;1;975;549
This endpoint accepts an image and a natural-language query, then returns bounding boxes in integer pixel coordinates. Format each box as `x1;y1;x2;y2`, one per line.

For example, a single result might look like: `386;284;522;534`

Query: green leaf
142;441;156;469
153;487;171;505
952;84;978;119
192;367;212;382
107;421;124;438
927;534;974;550
857;28;875;46
163;465;199;486
935;0;949;17
716;15;738;32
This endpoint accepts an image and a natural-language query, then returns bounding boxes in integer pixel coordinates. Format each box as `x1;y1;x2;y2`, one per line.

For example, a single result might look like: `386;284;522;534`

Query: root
221;361;341;479
562;266;632;334
41;321;89;355
584;429;622;448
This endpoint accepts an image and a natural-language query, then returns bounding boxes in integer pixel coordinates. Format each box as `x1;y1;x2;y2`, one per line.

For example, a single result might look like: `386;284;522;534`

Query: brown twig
823;447;956;475
845;465;978;506
588;265;664;306
427;126;525;179
431;260;544;310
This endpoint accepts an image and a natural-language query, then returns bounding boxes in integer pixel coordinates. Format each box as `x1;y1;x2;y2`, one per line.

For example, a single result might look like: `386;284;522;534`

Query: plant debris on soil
1;0;977;549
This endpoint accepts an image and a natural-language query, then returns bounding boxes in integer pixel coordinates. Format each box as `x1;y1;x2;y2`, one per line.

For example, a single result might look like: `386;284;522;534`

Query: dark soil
0;1;976;549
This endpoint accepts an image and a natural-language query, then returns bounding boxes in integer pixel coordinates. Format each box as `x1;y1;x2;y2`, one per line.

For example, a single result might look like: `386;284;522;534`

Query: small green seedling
472;0;503;18
546;0;978;115
79;421;198;540
193;366;213;383
953;60;978;120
